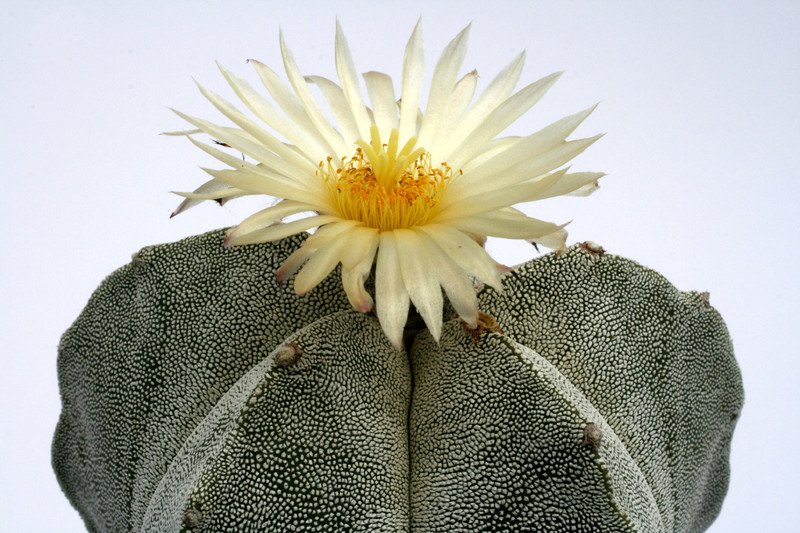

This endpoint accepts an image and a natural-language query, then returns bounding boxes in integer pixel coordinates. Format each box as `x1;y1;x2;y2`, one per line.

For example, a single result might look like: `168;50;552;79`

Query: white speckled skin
53;230;742;532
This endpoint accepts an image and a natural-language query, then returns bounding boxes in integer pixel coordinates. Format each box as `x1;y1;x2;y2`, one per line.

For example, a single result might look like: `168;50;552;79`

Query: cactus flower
169;21;604;349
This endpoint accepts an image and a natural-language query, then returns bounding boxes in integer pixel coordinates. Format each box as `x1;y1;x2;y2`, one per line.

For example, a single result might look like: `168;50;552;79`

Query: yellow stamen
322;128;457;231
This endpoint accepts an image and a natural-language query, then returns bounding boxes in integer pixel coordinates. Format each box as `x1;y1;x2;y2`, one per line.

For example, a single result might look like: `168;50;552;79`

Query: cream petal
362;71;399;141
536;171;606;200
225;200;318;242
293;236;351;295
417;224;502;292
278;31;349;156
393;229;444;342
417;24;471;148
216;62;334;160
431;70;478;148
170;179;248;217
397;19;425;143
437;168;568;218
530;227;568;251
444;211;565;240
199;167;320;205
376;232;410;351
171;108;315;186
341;236;379;313
249;59;326;148
193;82;320;177
340;226;380;270
448;134;603;203
304;75;361;146
447;71;563;169
224;214;339;246
276;246;315;282
417;230;479;327
301;219;362;249
433;51;525;159
460;105;597;180
334;20;373;141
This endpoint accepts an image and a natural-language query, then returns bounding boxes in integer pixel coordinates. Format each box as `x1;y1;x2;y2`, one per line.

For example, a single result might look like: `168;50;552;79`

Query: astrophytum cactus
53;230;743;532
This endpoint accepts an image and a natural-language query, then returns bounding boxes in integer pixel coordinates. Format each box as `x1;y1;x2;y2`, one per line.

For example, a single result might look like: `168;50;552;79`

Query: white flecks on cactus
53;231;742;532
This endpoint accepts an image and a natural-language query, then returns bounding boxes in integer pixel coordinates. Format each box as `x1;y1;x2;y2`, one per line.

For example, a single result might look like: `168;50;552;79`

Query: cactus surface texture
53;229;743;532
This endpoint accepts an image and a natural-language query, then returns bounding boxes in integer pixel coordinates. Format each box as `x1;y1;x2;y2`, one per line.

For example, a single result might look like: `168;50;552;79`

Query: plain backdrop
2;1;798;531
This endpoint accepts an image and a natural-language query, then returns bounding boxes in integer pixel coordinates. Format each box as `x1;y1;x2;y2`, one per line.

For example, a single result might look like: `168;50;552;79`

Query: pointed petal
293;236;350;295
445;211;566;240
225;215;339;246
398;19;425;143
375;232;410;350
448;71;563;169
434;51;525;160
537;171;606;200
340;226;380;270
417;24;471;148
362;71;398;140
276;246;315;282
341;234;379;313
217;62;334;160
279;31;349;156
417;230;479;326
335;20;373;141
305;75;361;145
530;227;568;251
437;168;569;218
417;224;502;292
224;200;317;243
394;229;444;341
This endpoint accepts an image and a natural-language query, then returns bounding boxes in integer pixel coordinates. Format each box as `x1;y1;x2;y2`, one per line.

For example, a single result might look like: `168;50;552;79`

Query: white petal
193;82;320;177
398;19;425;143
305;75;361;146
362;71;398;141
199;167;320;205
437;168;568;218
225;215;339;246
340;226;380;270
460;105;597;180
417;24;471;148
394;229;444;341
417;230;479;326
341;233;379;313
294;235;350;295
433;51;525;159
278;31;349;156
249;59;325;147
530;227;568;250
225;200;317;242
376;232;410;351
417;224;502;292
444;211;565;240
536;171;606;200
335;20;373;141
217;62;334;161
432;70;478;145
448;71;563;169
277;246;315;282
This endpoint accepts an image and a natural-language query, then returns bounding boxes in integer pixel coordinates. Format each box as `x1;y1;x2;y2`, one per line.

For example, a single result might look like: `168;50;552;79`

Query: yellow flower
170;21;603;350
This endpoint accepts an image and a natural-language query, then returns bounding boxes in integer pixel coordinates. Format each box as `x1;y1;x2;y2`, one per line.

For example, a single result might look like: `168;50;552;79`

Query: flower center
320;126;455;231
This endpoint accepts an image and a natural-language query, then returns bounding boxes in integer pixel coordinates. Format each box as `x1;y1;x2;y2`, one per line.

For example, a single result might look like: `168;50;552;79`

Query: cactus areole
53;232;742;532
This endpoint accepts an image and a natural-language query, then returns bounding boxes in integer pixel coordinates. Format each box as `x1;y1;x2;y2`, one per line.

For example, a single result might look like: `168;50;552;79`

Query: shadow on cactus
53;20;742;533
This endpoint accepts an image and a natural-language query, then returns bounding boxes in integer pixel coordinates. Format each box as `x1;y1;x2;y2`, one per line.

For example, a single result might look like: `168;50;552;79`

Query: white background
2;1;798;531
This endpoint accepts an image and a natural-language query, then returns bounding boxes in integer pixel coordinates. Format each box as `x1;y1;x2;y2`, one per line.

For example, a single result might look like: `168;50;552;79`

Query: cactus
53;229;743;532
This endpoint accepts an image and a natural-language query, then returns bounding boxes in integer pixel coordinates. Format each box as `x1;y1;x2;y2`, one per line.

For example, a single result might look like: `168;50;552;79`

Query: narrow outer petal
376;232;410;351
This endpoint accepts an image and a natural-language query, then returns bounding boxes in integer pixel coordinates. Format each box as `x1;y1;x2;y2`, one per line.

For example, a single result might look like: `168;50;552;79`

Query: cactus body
53;229;743;532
